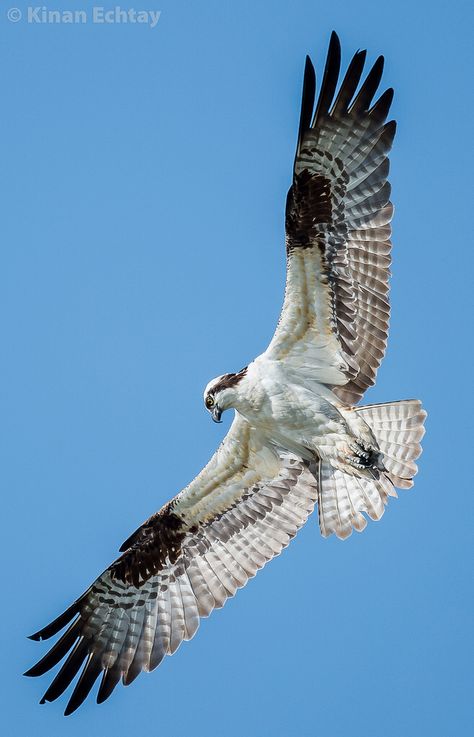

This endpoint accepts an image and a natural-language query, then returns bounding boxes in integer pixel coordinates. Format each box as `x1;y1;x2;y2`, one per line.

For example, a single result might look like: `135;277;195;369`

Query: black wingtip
96;665;122;704
25;619;82;678
328;31;342;68
24;665;41;678
330;48;367;117
27;598;85;642
311;29;342;128
374;55;385;82
296;54;316;156
349;53;385;114
303;54;315;81
36;636;90;710
369;87;394;122
62;654;103;715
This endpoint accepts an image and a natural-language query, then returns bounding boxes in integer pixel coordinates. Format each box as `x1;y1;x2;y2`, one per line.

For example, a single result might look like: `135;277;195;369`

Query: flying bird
26;32;426;714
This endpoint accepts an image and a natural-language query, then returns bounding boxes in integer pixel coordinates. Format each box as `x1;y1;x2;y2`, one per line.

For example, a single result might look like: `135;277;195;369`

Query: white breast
233;356;346;459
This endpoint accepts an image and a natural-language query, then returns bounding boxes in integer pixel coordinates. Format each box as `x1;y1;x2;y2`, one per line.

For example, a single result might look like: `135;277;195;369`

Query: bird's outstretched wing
265;32;394;404
25;415;318;714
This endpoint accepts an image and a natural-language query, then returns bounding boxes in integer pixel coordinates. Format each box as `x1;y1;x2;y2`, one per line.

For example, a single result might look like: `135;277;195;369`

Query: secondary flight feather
26;32;426;714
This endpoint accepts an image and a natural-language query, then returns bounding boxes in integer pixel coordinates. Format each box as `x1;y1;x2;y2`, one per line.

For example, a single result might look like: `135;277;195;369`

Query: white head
203;368;248;423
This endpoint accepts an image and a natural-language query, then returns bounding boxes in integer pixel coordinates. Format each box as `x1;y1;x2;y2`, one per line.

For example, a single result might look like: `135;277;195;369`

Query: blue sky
1;0;472;734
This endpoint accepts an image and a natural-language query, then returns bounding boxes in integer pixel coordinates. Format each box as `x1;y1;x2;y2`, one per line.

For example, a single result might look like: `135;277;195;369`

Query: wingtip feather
27;599;82;642
329;30;341;51
296;55;316;156
311;30;342;127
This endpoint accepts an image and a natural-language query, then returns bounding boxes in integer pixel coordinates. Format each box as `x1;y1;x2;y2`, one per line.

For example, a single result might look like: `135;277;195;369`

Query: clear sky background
1;0;472;735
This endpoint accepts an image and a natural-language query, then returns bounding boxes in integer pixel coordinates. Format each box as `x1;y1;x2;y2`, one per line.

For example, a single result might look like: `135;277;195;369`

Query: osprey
26;32;426;714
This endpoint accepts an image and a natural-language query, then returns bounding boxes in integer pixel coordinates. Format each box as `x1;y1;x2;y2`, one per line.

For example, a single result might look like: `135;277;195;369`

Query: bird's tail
317;399;426;539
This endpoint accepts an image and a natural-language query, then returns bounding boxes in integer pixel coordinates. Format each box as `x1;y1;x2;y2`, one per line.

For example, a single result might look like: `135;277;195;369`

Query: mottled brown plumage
111;508;187;588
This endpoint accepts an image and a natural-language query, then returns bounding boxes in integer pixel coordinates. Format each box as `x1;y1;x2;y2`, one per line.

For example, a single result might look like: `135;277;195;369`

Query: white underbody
221;354;376;474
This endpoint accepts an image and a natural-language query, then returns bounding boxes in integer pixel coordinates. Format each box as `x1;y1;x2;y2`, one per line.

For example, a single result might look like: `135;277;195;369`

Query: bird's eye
205;395;214;409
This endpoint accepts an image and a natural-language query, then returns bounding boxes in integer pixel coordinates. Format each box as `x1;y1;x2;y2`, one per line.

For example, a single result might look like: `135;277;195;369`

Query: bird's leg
346;440;385;472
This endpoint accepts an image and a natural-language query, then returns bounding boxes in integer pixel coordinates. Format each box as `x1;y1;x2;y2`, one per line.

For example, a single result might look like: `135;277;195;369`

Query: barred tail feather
356;399;427;488
318;399;426;539
318;463;393;539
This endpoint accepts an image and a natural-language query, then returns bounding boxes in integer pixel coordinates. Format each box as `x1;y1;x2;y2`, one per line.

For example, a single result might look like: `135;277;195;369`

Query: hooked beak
211;404;222;423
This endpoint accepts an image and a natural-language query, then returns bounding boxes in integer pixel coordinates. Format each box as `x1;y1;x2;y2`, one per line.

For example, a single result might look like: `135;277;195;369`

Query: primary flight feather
26;31;426;714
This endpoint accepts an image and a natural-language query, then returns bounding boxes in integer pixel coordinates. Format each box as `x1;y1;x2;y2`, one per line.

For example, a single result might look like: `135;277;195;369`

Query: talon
347;456;365;469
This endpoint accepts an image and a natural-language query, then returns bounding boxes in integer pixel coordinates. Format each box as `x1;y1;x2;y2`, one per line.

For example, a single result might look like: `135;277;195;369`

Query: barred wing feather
25;415;318;714
265;32;395;404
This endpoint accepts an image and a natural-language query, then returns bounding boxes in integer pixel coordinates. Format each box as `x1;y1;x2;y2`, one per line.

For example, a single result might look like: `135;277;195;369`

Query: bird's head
203;368;248;423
